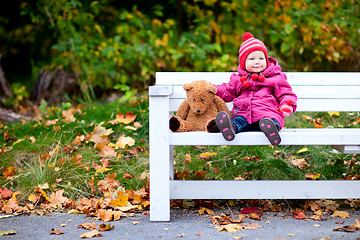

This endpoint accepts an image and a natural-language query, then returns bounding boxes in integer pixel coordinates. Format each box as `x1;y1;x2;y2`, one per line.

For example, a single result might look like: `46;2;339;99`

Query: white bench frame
149;72;360;221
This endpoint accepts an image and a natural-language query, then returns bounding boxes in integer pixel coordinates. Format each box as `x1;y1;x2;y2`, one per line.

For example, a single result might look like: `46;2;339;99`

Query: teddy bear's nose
197;110;201;113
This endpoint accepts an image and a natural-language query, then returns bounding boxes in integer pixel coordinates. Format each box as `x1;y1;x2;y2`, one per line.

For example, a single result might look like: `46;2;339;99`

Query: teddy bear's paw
169;116;181;132
206;119;219;133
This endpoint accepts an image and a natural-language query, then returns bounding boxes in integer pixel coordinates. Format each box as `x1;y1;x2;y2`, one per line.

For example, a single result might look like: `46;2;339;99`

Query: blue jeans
232;115;280;133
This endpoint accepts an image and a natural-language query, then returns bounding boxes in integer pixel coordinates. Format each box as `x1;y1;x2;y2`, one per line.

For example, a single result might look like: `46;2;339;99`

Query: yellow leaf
94;25;103;35
297;147;309;154
116;202;138;212
331;210;349;218
68;209;83;214
198;152;217;160
124;126;137;131
12;139;24;145
96;167;112;174
28;194;37;203
110;191;128;208
328;111;340;117
217;224;243;233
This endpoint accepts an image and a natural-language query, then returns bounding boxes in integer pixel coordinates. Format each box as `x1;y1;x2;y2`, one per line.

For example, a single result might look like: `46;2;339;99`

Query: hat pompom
243;32;254;41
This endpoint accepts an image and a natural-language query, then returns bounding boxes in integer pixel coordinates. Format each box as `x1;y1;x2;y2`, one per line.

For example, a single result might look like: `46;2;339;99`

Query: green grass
172;111;360;181
1;96;359;202
0;95;149;201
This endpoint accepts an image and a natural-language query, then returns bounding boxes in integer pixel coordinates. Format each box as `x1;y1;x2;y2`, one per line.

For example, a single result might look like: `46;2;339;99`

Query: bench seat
170;129;360;153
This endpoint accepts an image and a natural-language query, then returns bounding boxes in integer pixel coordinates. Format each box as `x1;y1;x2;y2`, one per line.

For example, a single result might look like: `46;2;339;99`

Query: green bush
1;0;359;101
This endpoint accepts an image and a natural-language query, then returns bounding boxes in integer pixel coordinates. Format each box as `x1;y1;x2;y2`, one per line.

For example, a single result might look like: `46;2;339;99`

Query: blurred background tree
0;0;359;103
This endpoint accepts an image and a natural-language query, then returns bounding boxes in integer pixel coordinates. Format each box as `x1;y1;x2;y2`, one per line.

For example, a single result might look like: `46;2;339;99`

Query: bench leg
149;95;171;221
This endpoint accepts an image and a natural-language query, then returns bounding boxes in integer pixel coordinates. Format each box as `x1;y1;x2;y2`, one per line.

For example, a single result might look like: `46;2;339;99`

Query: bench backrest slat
156;72;360;86
158;72;360;113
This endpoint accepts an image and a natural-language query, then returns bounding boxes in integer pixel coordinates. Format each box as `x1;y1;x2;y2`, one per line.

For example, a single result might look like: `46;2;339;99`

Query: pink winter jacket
216;57;297;129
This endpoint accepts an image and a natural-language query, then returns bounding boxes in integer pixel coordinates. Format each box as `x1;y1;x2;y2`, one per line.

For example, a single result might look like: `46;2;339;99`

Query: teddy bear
169;80;230;132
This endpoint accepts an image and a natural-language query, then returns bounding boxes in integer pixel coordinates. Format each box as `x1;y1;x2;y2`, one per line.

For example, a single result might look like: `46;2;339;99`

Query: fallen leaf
116;202;138;212
310;215;322;221
291;158;310;169
297;147;309;154
0;187;13;199
97;209;114;222
100;146;117;157
78;222;97;230
132;221;139;225
250;212;263;220
331;211;349;218
99;223;115;231
305;200;320;212
241;223;264;230
73;135;85;145
305;172;320;180
293;209;306;219
12;139;24;145
110;191;129;208
97;173;120;197
3;166;16;178
313;118;323;128
240;207;262;214
62;108;76;123
123;172;135;179
3;198;19;213
198;207;214;215
50;228;64;235
89;124;114;144
185;153;191;164
48;190;69;208
315;199;339;212
198;152;217;160
334;219;360;232
328;112;340;117
124;126;137;131
114;136;135;148
0;230;17;236
116;112;136;124
217;224;243;233
80;229;102;238
29;136;36;143
45;119;58;126
176;233;184;238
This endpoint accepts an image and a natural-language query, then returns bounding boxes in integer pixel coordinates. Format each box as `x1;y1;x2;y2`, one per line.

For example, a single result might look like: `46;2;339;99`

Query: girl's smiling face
245;51;267;73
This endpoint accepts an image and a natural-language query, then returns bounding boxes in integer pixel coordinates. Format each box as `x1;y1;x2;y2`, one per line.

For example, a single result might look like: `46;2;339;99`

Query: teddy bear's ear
183;83;193;91
207;84;217;94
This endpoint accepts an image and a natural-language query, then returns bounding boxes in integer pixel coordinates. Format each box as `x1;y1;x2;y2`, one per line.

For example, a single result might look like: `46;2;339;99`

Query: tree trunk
0;54;13;99
0;108;32;123
30;69;78;105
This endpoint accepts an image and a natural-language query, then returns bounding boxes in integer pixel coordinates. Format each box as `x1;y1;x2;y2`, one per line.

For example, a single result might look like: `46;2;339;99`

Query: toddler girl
214;32;297;146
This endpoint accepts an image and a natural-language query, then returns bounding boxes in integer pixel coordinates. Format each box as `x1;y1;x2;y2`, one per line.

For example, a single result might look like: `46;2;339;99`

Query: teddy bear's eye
201;99;203;101
193;99;196;102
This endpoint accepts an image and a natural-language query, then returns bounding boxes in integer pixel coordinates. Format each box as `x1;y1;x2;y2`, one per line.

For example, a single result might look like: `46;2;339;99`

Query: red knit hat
239;32;269;71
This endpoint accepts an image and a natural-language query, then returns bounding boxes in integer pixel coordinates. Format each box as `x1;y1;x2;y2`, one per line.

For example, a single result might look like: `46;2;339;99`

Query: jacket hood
237;57;282;78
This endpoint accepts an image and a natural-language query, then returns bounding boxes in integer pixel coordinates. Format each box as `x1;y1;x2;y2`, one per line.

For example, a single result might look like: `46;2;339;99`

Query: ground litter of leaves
1;104;360;238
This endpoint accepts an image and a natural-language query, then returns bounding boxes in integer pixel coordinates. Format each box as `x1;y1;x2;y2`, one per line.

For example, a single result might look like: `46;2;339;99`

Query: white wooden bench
149;72;360;221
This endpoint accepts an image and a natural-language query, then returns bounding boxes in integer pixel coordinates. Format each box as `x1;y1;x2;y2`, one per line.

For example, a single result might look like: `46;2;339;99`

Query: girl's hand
279;100;294;117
